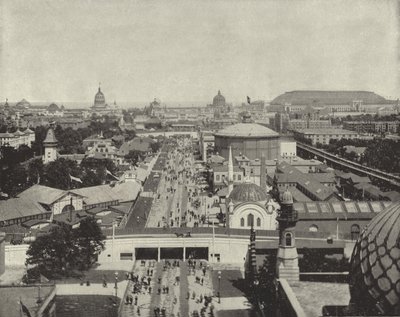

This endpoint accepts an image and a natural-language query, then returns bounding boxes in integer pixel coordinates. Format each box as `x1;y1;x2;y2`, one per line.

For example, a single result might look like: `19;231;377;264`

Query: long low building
293;128;359;145
0;182;141;228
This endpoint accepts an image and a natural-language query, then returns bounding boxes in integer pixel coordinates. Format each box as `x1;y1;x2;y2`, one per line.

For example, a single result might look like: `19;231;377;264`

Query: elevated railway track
297;142;400;187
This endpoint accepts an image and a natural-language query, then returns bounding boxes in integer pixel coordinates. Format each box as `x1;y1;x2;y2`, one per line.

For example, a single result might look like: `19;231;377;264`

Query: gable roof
18;185;75;205
0;197;50;222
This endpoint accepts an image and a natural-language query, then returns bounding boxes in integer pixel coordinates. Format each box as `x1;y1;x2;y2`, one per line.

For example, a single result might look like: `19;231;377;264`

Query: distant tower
42;125;58;164
276;189;299;282
228;146;234;197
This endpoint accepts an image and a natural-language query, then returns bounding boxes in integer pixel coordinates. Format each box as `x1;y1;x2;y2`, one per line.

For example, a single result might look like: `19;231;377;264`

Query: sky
0;0;399;105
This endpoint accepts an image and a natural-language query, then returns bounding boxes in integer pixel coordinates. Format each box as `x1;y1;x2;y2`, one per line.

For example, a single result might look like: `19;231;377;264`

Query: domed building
227;180;278;230
214;113;280;160
93;86;106;109
348;201;400;316
213;90;226;107
90;85;122;116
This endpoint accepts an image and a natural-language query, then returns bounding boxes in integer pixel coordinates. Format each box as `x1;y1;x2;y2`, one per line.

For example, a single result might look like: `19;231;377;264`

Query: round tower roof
229;182;269;203
213;90;226;107
349;201;400;315
214;122;279;138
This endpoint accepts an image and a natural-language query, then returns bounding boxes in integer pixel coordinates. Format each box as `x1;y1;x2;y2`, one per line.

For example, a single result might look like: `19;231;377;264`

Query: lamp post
114;272;119;297
218;270;221;303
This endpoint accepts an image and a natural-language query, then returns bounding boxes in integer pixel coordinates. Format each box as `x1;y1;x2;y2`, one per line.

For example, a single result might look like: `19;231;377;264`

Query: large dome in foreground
214;122;279;138
229;182;269;203
349;201;400;315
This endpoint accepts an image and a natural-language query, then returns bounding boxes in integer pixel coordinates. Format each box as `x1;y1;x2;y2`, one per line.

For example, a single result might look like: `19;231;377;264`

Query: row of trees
25;217;105;280
0;156;119;196
316;138;400;173
32;117;131;156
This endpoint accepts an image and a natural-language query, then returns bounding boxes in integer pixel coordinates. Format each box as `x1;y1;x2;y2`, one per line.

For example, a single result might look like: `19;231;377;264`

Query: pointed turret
228;146;233;197
42;125;58;164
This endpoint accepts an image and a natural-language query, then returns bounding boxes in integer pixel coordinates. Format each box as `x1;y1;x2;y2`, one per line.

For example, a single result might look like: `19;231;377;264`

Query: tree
26;223;78;276
42;158;81;190
73;217;106;270
150;142;161;153
27;158;44;184
125;150;144;166
26;217;105;277
0;164;28;197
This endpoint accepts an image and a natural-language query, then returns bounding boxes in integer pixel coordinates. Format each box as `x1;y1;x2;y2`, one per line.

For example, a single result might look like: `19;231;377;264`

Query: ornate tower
276;189;299;282
228;146;234;197
42;125;58;164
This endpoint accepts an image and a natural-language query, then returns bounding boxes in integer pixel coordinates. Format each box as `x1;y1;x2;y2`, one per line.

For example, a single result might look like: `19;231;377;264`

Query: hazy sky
0;0;399;104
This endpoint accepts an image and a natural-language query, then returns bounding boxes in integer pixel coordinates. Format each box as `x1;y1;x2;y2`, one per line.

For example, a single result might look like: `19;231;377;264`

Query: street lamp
114;272;119;297
218;271;221;303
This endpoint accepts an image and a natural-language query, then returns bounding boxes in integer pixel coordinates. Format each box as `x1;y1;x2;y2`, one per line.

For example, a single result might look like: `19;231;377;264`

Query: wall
97;236;251;265
5;244;29;266
0;233;5;276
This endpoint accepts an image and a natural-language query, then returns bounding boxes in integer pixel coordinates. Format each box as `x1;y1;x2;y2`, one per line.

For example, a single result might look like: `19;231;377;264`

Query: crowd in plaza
121;258;217;317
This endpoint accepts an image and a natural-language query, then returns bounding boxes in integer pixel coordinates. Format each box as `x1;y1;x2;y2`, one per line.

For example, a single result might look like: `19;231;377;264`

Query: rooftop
295;128;358;135
0;285;55;317
214;122;279;138
290;281;350;317
271;90;389;106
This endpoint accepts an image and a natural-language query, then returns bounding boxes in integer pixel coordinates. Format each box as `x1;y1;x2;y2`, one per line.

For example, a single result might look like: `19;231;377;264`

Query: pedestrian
192;291;196;300
134;295;138;305
201;278;204;285
147;269;150;276
158;287;161;295
150;269;153;276
166;286;169;294
202;268;206;276
149;286;152;294
137;306;141;315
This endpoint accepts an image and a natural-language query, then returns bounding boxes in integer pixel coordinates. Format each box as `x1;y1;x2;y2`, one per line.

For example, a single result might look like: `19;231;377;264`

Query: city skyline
1;0;399;103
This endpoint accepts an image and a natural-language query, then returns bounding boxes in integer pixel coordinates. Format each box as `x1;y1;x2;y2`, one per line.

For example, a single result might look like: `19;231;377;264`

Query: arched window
351;224;360;241
309;224;318;232
285;233;292;247
62;204;75;213
247;214;254;227
240;218;245;227
256;217;261;227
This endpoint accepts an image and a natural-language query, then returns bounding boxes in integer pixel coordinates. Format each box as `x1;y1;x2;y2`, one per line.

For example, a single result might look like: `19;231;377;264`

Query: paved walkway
56;281;128;298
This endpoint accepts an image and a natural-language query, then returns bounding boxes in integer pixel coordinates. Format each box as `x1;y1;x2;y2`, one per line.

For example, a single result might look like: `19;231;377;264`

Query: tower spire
228;146;233;197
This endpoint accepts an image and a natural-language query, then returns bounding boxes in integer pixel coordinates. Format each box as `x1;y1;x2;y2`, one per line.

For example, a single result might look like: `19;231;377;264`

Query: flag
247;96;251;104
20;300;32;317
69;174;83;183
40;274;49;283
106;169;119;180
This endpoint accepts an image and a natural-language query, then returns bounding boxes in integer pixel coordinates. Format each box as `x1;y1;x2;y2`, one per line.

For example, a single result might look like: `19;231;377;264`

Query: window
216;175;220;181
238;175;242;181
247;213;254;227
309;224;318;232
285;233;292;246
256;217;261;227
233;174;236;181
240;218;244;227
351;224;360;241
